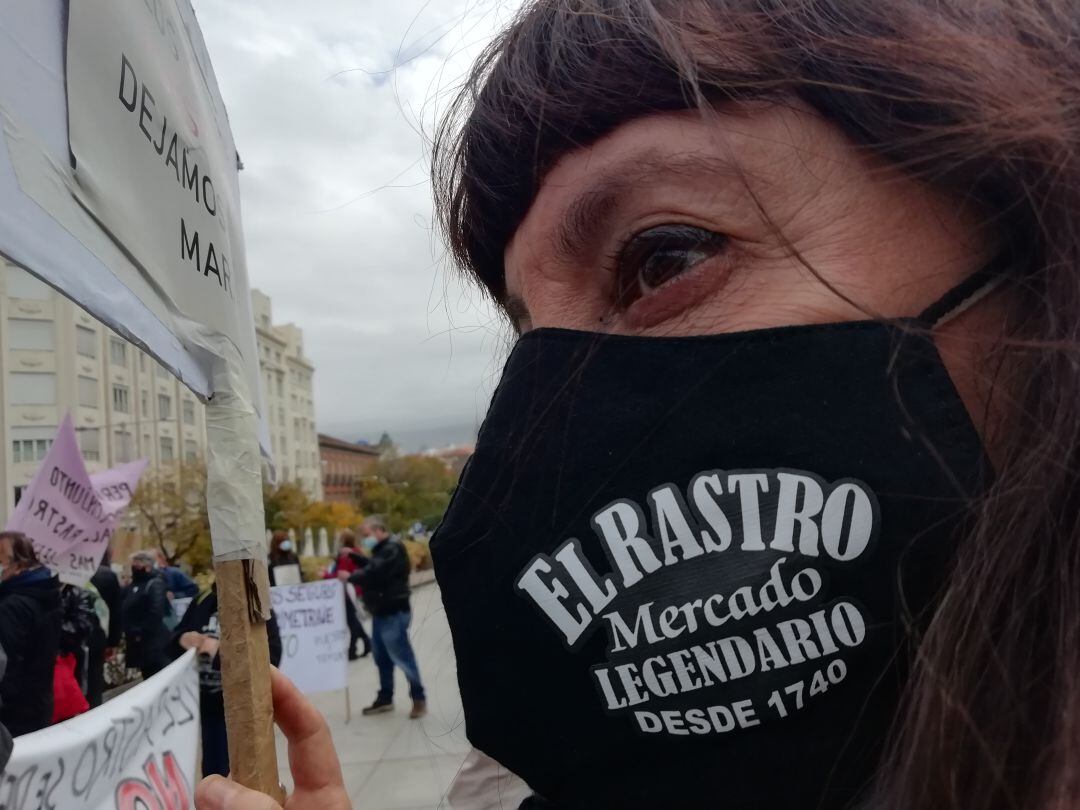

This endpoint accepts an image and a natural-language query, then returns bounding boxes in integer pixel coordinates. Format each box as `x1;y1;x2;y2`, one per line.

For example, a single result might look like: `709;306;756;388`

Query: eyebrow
504;150;741;330
553;151;740;265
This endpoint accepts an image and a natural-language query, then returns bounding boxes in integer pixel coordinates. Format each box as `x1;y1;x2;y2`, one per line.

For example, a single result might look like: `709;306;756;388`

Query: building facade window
139;354;146;373
184;439;198;462
10;372;57;405
141;390;150;417
158;394;172;419
80;429;101;462
112;384;130;413
78;376;99;408
76;326;97;358
182;399;195;425
109;337;127;366
11;427;54;463
5;267;51;299
9;319;55;352
114;430;134;463
160;436;175;462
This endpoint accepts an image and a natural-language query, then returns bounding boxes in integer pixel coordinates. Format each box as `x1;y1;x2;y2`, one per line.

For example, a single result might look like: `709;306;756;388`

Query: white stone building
0;260;323;526
252;290;322;499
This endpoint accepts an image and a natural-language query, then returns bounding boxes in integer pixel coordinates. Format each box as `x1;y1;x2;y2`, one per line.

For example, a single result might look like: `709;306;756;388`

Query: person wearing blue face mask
343;516;426;719
268;531;302;587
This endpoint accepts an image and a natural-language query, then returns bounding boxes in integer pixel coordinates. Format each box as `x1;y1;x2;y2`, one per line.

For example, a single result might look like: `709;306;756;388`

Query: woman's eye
613;225;728;308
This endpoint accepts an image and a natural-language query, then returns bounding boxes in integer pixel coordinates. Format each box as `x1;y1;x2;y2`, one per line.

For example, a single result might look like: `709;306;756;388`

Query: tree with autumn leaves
128;454;458;573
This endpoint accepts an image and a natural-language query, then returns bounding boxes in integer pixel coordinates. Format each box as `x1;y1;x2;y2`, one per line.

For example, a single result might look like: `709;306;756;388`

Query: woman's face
504;104;1001;429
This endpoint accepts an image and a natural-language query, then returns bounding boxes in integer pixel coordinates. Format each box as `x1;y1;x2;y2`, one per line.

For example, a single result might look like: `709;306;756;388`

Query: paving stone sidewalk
276;581;473;809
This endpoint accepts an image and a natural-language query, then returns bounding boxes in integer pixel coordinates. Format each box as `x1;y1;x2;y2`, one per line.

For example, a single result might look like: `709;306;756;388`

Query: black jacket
349;538;411;616
0;567;62;736
122;572;172;674
169;589;282;715
91;565;123;647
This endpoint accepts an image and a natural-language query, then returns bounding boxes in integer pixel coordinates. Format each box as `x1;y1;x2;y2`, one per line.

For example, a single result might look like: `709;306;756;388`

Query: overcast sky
194;1;522;451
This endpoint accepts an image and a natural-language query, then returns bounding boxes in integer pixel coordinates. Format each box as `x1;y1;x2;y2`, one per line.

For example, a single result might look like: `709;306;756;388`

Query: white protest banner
2;651;199;810
271;580;349;696
5;416;147;586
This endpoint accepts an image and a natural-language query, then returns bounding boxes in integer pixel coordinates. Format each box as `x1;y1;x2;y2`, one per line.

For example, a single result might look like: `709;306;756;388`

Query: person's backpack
59;585;97;657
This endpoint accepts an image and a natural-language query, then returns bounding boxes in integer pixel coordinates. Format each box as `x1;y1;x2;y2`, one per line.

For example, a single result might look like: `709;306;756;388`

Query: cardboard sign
5;416;146;585
272;564;302;587
271;580;348;696
0;1;261;402
2;651;199;810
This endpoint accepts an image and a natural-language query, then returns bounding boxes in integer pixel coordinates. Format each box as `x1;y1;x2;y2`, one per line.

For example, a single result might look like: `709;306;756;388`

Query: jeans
372;611;425;701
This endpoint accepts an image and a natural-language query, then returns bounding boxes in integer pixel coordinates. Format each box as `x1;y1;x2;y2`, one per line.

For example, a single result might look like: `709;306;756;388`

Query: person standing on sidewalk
344;516;426;718
334;532;370;660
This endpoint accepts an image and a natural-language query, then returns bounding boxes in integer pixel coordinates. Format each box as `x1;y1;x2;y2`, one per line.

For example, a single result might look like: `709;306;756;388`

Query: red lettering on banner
114;751;188;810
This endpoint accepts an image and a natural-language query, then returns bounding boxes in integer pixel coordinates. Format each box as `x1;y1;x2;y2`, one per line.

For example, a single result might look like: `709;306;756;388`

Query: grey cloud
194;0;521;450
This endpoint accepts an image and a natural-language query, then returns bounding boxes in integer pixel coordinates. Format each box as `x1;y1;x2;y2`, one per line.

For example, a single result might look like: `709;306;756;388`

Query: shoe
362;698;394;716
409;699;427;720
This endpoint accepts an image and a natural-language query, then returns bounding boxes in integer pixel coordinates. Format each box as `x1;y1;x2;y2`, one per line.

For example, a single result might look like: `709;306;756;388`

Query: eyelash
608;224;730;310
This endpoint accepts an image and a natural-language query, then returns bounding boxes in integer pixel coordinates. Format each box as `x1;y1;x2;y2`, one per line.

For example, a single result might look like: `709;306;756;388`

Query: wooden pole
216;558;285;802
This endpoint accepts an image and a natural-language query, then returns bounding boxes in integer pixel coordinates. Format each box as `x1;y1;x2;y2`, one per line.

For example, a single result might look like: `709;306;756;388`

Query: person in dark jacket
169;585;283;776
0;531;62;736
0;643;14;771
89;554;122;707
122;551;172;680
267;531;301;586
58;583;99;699
346;516;426;718
335;532;370;660
153;549;198;599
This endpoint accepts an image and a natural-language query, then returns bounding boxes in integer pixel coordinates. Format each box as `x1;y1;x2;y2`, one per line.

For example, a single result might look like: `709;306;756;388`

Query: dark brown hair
433;2;1080;808
0;531;41;571
270;530;291;559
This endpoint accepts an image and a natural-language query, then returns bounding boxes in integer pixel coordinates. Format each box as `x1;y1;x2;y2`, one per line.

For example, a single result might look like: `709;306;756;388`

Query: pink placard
6;416;147;585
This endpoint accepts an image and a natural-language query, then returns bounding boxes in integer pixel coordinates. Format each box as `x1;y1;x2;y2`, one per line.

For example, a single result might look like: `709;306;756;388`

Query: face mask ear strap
916;253;1012;328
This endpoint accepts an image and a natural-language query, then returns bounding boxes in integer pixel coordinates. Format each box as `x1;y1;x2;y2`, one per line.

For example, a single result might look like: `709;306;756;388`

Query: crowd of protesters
0;532;201;740
0;516;424;776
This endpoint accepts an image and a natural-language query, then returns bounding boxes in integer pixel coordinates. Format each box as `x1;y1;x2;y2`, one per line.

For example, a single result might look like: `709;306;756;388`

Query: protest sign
271;580;349;696
1;651;198;810
0;2;278;791
5;417;146;586
0;2;260;402
271;564;302;587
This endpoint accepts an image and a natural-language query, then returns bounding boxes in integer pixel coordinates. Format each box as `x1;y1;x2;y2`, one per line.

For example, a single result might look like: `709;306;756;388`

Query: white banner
271;580;349;696
0;1;261;404
2;651;199;810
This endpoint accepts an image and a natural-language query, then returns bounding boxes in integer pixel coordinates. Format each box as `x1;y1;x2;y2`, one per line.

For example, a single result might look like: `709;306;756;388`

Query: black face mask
431;275;995;810
132;567;152;583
